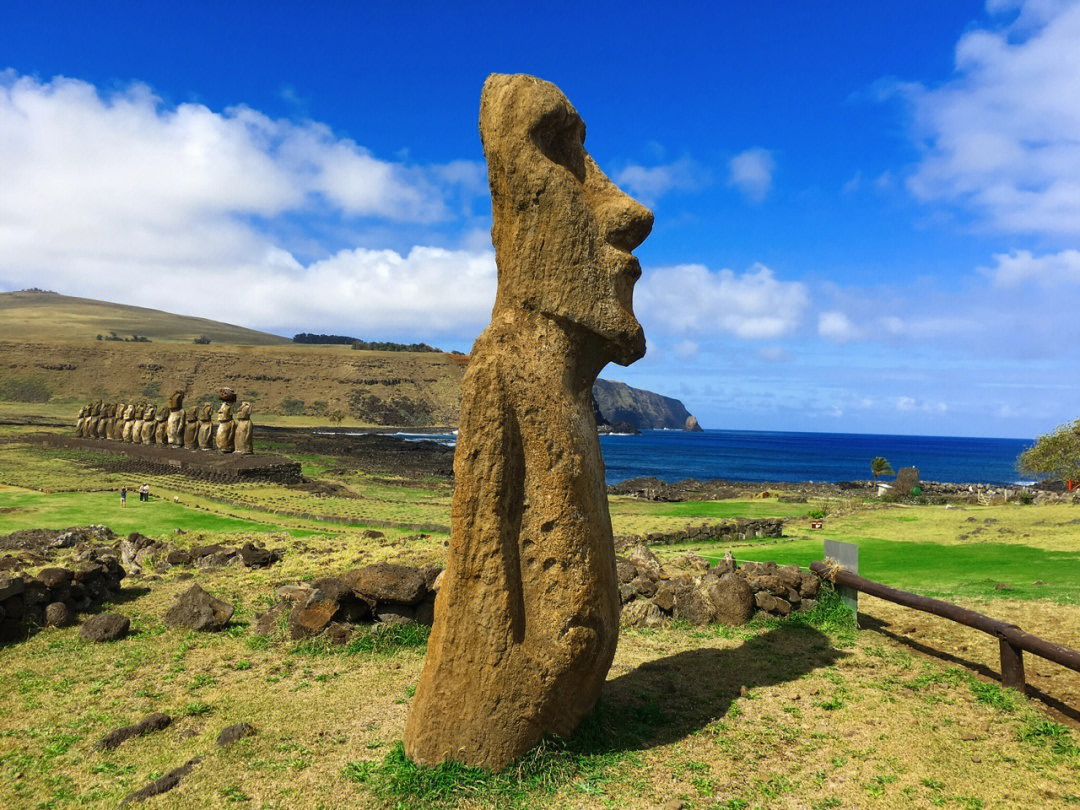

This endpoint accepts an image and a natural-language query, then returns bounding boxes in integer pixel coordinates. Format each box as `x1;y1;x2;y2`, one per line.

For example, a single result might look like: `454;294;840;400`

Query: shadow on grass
596;622;845;752
346;623;846;808
861;613;1080;724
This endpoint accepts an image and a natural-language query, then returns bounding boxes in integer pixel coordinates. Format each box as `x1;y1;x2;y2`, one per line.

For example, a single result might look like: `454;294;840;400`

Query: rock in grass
97;713;172;751
163;584;233;632
621;599;664;628
44;602;71;627
342;563;426;605
80;613;130;642
216;722;255;747
702;572;754;625
120;757;200;805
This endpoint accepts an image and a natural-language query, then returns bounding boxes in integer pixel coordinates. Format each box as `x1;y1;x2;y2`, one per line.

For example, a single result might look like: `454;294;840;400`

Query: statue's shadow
574;623;846;754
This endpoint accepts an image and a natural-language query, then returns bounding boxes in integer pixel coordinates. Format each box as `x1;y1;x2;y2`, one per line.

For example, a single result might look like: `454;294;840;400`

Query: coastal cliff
592;379;698;431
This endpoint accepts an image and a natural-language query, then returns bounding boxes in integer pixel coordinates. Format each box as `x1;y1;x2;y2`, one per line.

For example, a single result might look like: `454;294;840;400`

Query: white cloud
897;396;948;413
897;1;1080;233
727;148;776;202
614;156;706;204
983;248;1080;286
756;345;791;362
637;263;809;339
0;71;493;336
817;311;861;342
673;339;699;359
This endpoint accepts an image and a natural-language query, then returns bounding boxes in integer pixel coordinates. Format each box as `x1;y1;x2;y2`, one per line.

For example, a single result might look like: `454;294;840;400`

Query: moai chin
233;402;254;454
404;74;653;769
166;390;186;447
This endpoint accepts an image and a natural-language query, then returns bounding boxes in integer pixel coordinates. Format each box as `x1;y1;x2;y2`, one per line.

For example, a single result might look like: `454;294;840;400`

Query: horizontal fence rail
810;560;1080;690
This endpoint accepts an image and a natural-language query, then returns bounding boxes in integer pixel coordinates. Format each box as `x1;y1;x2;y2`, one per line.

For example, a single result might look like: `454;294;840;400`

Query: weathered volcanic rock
405;74;654;769
216;722;255;747
44;602;71;627
163;584;233;631
701;573;754;626
621;599;663;628
97;713;172;751
342;563;426;605
81;613;130;642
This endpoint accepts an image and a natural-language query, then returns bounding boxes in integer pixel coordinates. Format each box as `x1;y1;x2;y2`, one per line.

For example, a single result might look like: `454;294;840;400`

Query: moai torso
122;404;136;442
197;404;214;450
140;406;156;444
233;402;253;454
183;406;199;449
166;390;185;446
154;411;168;445
215;402;235;452
405;74;652;769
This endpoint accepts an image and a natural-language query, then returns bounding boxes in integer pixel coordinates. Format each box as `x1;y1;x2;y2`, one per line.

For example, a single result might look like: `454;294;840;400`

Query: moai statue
96;403;111;439
154;407;168;445
131;403;145;445
197;403;214;450
183;406;199;449
90;401;103;438
140;404;156;444
233;402;254;454
215;388;236;453
166;390;186;447
109;403;124;440
404;75;653;769
121;403;136;442
75;405;88;437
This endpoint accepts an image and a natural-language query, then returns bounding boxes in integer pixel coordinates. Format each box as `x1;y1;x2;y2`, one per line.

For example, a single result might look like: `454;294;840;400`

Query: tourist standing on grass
120;486;126;508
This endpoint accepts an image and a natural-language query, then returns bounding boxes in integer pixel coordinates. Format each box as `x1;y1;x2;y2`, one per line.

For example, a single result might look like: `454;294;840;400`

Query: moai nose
601;193;653;253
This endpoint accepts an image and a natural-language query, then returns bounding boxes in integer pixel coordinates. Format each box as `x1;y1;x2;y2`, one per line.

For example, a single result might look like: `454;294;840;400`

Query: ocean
599;429;1034;486
391;428;1036;486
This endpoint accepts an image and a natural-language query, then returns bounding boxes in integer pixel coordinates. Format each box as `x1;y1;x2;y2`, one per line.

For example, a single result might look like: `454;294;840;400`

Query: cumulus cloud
896;0;1080;233
817;311;861;342
983;248;1080;286
0;71;493;336
637;263;808;338
614;156;707;204
727;148;775;202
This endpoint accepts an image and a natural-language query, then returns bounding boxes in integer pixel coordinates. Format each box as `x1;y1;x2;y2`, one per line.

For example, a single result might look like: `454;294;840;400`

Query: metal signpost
824;539;859;625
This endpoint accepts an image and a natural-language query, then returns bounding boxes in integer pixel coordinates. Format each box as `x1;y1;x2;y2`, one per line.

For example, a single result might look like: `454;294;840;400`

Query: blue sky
2;0;1079;438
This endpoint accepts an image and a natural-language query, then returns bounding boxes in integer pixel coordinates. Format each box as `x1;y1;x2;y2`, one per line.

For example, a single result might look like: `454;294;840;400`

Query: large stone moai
183;406;199;449
109;403;125;440
197;403;214;450
122;403;136;443
166;390;186;447
233;402;254;455
154;407;168;445
131;403;145;445
140;404;156;445
75;405;88;437
215;388;236;453
404;74;653;769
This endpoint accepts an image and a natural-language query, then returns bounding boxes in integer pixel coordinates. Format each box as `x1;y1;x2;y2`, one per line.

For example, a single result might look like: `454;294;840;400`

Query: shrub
280;397;305;416
1018;491;1035;505
0;375;52;402
910;486;923;497
142;381;161;399
193;335;211;345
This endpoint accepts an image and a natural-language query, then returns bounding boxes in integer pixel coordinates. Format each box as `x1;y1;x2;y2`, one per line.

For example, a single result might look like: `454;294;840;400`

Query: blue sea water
391;429;1035;486
599;429;1035;486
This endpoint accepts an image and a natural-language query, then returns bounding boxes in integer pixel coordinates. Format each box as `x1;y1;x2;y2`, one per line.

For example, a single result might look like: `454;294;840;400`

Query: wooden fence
810;560;1080;691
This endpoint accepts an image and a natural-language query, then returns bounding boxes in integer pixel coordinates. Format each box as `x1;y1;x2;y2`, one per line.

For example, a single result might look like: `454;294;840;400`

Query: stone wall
615;517;784;550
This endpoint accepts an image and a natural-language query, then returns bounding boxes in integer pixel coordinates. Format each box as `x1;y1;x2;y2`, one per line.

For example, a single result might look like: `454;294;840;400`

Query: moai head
479;74;653;366
92;401;102;416
237;402;252;420
218;402;233;422
199;403;213;422
143;403;155;421
155;407;167;423
168;390;184;411
186;406;198;422
124;403;135;420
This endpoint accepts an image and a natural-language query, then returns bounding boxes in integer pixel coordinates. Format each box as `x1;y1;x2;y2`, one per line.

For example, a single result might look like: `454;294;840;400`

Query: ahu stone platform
34;433;302;484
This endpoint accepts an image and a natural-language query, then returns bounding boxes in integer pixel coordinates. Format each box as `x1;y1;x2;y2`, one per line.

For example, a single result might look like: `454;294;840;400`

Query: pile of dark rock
255;561;441;643
617;544;821;629
0;545;126;641
119;532;283;574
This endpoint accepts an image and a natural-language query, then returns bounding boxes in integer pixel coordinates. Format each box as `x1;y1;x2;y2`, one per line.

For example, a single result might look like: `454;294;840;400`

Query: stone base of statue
35;433;301;484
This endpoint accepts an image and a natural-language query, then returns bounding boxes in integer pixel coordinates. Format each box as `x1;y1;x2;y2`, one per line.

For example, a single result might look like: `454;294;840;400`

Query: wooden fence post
824;539;859;626
999;638;1025;690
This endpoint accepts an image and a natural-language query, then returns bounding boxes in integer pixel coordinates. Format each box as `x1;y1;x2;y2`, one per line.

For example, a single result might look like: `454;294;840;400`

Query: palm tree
871;456;894;486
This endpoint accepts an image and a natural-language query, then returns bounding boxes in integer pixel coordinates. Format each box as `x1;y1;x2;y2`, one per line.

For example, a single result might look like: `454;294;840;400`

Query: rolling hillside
0;291;290;346
0;291;699;429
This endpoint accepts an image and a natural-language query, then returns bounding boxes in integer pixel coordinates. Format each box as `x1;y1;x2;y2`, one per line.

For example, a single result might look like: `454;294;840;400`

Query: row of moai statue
73;388;253;454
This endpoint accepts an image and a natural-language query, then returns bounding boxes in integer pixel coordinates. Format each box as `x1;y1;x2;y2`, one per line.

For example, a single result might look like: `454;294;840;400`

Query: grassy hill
0;291;290;346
